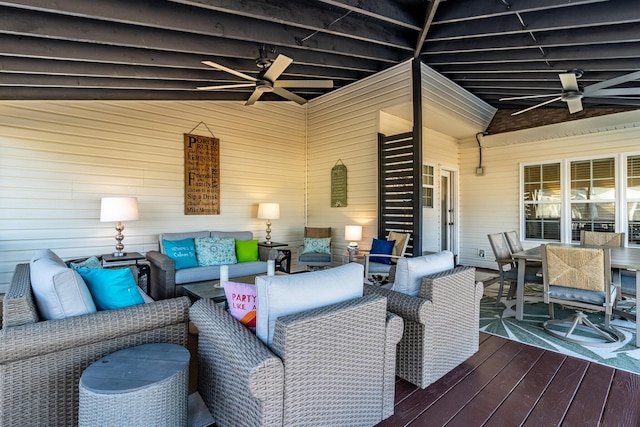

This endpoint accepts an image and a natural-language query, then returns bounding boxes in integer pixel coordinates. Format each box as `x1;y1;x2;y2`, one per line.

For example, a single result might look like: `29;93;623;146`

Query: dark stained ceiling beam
427;1;640;41
0;6;403;68
413;0;441;58
431;0;609;23
314;0;424;30
167;0;415;51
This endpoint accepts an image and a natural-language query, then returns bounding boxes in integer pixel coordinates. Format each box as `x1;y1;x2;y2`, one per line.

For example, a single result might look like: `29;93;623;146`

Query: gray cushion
211;231;254;241
29;249;97;320
549;285;606;305
299;253;332;263
393;251;455;296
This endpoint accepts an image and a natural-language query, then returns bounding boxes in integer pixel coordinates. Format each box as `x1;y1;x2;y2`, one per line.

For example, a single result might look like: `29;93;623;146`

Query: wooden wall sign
184;133;220;215
331;160;347;207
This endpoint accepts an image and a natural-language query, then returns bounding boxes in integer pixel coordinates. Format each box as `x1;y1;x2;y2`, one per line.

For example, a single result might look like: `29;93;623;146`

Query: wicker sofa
190;265;404;427
0;263;191;427
146;230;272;300
364;253;482;389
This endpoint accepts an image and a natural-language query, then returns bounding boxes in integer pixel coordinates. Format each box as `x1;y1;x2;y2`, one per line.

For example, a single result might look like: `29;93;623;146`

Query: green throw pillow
302;237;331;254
77;268;144;311
236;239;259;262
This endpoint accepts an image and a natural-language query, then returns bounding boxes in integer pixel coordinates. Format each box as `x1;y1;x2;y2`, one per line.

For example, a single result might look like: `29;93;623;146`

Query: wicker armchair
190;293;403;427
0;263;191;427
364;266;482;389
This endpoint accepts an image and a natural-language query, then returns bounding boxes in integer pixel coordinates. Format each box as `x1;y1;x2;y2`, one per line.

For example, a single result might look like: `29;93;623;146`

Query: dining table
511;243;640;347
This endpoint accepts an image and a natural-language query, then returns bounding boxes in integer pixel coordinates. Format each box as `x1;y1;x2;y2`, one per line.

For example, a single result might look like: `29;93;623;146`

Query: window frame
422;163;435;209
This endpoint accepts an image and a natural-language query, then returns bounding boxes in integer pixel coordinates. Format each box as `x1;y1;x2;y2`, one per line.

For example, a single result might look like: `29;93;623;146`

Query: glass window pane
592;158;615;179
571;161;591;180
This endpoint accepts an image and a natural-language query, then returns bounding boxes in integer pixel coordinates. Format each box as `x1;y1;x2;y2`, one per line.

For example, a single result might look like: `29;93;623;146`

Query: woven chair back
487;233;513;264
580;230;625;247
542;245;609;292
304;227;331;238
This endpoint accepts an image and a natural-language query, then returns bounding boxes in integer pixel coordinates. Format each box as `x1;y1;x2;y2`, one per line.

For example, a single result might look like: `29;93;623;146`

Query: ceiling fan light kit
199;48;333;106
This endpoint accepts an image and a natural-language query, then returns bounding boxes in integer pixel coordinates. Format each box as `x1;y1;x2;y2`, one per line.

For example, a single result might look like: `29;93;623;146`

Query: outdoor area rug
480;282;640;375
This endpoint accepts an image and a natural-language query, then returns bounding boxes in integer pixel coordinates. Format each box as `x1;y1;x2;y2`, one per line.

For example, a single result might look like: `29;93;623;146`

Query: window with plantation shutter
523;163;561;240
628;155;640;244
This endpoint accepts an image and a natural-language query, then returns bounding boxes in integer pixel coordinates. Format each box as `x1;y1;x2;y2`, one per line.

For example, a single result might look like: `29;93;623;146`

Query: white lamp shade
257;203;280;220
345;225;362;242
100;197;139;222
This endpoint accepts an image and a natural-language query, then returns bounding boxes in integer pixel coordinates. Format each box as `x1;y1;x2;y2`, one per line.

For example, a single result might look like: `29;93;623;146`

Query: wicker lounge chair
0;263;191;427
364;265;482;389
190;293;403;427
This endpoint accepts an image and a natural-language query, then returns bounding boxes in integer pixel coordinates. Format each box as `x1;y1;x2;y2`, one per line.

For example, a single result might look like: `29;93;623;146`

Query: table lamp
100;197;139;257
257;203;280;244
345;225;362;261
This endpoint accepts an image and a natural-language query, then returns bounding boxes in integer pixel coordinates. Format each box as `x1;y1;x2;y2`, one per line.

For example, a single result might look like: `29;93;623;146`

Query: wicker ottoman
79;343;190;427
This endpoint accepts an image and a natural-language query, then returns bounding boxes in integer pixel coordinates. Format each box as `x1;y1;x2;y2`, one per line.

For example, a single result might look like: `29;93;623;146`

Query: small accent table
341;250;366;265
78;343;190;427
258;241;292;273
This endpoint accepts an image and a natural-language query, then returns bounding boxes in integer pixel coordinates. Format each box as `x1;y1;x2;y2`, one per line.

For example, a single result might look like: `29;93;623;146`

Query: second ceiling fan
501;69;640;116
199;47;333;105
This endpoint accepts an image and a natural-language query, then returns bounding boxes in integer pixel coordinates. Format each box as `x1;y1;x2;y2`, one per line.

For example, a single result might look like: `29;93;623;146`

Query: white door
440;169;458;257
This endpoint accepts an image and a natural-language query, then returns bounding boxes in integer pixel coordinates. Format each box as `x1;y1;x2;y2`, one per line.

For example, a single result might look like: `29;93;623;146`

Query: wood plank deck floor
376;332;640;427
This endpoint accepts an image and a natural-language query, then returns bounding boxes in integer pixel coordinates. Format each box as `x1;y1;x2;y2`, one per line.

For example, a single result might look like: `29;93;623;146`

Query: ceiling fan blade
245;87;266;106
202;61;257;82
584;70;640;94
274;80;334;88
511;96;562;116
586;88;640;97
197;83;255;91
263;54;293;82
273;87;307;105
500;93;562;101
559;72;579;91
566;98;583;114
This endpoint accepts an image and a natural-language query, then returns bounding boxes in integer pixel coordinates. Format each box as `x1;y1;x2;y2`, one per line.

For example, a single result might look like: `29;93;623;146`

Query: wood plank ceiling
2;0;640;118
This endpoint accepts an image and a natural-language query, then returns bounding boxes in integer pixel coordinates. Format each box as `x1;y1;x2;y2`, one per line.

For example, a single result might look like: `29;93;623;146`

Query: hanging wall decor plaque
184;133;220;215
331;159;347;207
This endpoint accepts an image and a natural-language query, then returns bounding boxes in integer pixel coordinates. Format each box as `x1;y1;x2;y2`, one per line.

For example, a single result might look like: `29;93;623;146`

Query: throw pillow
77;268;144;310
194;237;237;266
387;232;409;257
223;281;257;332
255;263;364;345
235;239;259;262
29;249;97;320
162;238;199;270
369;238;396;264
68;256;103;270
302;237;331;254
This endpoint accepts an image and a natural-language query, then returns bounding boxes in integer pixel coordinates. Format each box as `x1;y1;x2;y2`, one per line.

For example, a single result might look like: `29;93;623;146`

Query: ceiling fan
500;69;640;116
198;47;333;105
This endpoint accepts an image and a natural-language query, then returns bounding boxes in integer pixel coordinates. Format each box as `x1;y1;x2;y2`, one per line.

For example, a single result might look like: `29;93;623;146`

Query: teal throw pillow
236;239;259;262
69;256;103;270
369;238;396;264
77;268;144;311
194;237;237;266
163;238;199;270
302;237;331;254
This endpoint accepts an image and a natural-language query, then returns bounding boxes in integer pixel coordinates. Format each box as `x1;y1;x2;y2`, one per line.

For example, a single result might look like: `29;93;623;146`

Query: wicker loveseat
190;264;404;427
0;263;191;427
364;253;482;389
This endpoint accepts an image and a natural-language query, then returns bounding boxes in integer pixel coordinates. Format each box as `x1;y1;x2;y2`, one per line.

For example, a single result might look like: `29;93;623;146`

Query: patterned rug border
480;285;640;375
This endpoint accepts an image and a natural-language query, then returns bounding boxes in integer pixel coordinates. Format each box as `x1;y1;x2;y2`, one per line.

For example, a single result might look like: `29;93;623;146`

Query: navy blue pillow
369;239;396;264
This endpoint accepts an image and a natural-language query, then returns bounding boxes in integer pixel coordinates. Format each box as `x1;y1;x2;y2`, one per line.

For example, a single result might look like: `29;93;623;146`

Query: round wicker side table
78;343;190;427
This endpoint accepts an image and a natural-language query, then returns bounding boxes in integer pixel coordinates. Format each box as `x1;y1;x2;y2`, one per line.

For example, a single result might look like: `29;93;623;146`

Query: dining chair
504;230;541;268
580;230;625;247
541;244;623;346
487;233;542;307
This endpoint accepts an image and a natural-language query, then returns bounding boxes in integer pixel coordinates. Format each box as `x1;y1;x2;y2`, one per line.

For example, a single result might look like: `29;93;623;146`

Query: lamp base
112;251;127;257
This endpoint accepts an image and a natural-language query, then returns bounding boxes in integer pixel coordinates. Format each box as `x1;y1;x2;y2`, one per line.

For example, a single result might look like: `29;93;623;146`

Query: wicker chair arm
0;296;191;363
146;250;177;300
419;266;478;305
363;284;432;324
189;299;284;426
